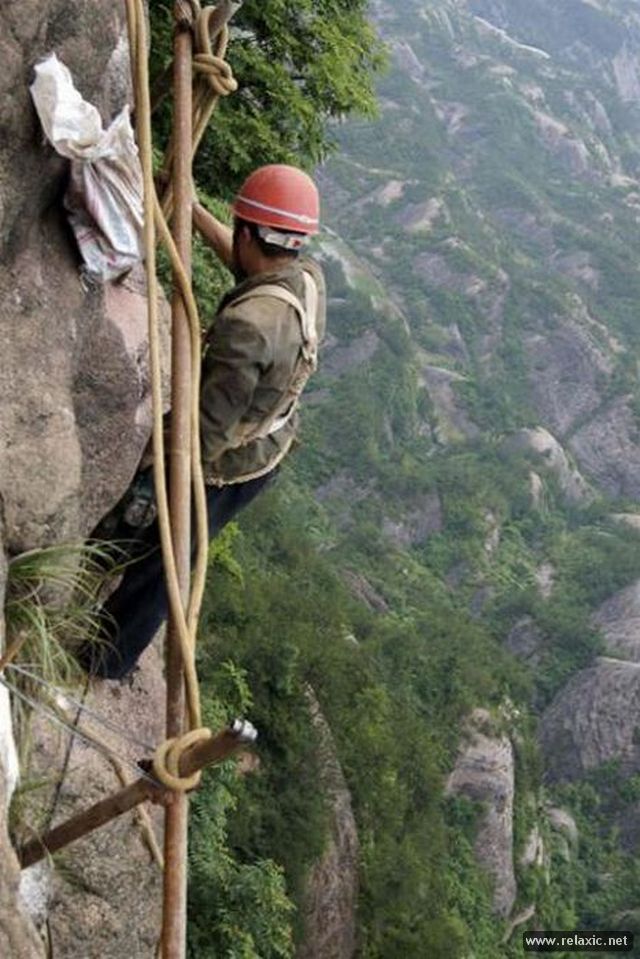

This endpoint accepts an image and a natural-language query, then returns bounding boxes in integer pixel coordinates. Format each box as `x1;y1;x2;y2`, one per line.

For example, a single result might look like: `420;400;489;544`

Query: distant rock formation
592;579;640;663
299;689;359;959
540;658;640;782
504;427;591;504
445;708;516;918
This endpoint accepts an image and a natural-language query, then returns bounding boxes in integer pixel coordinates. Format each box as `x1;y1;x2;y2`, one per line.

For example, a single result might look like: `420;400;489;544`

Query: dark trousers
81;469;275;679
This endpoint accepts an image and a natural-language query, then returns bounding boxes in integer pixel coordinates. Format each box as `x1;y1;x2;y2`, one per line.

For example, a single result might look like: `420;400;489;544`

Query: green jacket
200;257;326;486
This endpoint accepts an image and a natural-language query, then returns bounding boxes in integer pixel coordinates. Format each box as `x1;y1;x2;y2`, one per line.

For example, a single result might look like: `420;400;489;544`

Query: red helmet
232;164;320;235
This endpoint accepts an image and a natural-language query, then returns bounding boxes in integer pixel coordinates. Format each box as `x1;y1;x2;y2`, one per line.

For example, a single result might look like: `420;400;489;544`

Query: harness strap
230;271;319;364
227;271;320;444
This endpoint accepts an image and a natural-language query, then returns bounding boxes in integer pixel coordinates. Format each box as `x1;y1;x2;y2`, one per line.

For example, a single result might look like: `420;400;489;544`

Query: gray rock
395;198;448;234
504;427;591;503
613;44;640;102
0;3;169;553
0;554;44;957
535;562;555;599
505;617;545;664
28;643;165;958
520;825;544;868
524;322;611;438
299;690;359;959
0;769;44;958
322;330;380;378
314;471;376;530
553;251;600;291
342;570;390;614
592;579;640;662
569;397;640;499
539;657;640;782
546;807;578;845
445;709;516;918
0;2;170;954
382;492;443;548
493;207;555;254
418;364;480;443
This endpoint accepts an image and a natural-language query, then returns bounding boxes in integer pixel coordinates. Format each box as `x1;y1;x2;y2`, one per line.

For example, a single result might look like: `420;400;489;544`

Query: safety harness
230;269;320;445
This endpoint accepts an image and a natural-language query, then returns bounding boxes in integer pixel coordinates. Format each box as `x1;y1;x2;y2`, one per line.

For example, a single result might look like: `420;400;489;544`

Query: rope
160;1;239;221
152;727;212;791
6;664;156;754
125;0;239;789
0;673;158;787
2;670;164;867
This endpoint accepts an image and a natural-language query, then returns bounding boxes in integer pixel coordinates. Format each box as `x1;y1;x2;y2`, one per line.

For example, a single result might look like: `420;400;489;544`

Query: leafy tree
149;0;387;197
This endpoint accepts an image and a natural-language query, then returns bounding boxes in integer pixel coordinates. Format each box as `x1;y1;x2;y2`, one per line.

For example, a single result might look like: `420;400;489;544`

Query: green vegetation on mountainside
149;0;640;955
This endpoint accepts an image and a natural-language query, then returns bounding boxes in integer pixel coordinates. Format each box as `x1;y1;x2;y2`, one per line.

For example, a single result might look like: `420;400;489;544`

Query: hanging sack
30;53;143;281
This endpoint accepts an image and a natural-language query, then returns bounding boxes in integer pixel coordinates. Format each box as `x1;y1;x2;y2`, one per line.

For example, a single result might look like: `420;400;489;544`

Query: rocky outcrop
395;198;448;234
23;645;165;958
505;617;544;665
532;110;591;176
323;330;380;378
592;580;640;662
520;825;544;869
546;807;578;847
504;427;591;503
445;708;516;918
299;690;359;959
342;570;390;614
0;767;44;958
523;322;612;439
569;397;640;499
418;364;480;443
539;658;640;782
1;3;159;554
382;492;443;548
0;2;167;954
613;45;640;102
0;540;42;957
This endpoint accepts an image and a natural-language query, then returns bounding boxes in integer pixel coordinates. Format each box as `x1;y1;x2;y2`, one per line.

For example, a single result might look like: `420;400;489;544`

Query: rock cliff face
445;709;516;918
1;2;155;553
0;2;159;954
25;646;165;958
540;579;640;791
299;690;359;959
540;658;640;783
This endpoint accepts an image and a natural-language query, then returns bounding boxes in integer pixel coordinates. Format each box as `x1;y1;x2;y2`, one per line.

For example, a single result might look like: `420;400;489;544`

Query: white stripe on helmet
236;195;319;227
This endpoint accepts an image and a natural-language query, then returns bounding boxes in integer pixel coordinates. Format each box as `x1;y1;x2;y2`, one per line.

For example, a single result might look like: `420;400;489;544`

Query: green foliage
4;543;114;685
189;761;296;959
150;0;640;952
149;0;386;197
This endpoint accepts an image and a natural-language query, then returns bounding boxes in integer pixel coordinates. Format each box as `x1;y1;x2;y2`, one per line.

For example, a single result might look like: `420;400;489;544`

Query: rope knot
152;727;212;792
193;53;238;96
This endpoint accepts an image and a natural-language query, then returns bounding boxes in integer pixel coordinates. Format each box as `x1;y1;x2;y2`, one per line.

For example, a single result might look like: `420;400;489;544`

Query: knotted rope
161;0;239;220
125;0;239;792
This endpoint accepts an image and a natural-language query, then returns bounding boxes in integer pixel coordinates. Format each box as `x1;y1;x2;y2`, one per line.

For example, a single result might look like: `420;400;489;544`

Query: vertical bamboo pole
162;5;194;957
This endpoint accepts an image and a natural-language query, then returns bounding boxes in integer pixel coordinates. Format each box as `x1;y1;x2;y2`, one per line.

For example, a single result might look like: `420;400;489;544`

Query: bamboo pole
17;722;257;870
19;779;157;870
163;4;195;956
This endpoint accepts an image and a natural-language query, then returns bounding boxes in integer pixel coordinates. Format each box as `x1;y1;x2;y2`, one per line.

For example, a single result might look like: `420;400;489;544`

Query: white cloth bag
30;53;143;280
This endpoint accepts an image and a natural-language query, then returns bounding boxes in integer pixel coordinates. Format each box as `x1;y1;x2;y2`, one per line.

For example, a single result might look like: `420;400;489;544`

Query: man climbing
79;164;326;679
